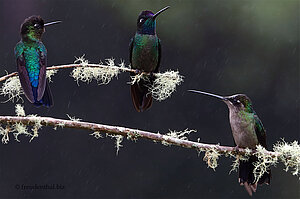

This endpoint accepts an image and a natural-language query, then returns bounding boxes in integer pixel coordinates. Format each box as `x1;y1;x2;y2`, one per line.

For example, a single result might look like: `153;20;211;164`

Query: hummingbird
129;6;170;112
14;15;61;107
189;90;271;196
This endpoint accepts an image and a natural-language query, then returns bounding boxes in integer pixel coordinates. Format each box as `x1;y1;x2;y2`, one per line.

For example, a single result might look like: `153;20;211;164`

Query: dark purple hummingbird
129;6;170;112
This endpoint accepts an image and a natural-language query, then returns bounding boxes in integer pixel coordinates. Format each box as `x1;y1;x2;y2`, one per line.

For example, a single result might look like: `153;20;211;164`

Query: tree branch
0;72;18;82
0;57;184;102
0;114;299;181
0;63;148;83
0;115;277;156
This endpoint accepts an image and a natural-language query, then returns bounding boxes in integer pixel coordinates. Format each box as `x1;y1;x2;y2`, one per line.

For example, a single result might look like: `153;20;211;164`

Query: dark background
0;0;299;198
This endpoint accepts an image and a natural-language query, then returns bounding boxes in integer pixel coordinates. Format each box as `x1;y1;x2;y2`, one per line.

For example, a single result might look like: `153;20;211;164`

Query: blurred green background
0;0;299;198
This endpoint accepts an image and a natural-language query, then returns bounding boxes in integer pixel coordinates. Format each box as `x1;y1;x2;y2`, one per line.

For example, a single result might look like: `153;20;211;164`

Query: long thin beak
153;6;170;20
188;90;226;101
44;21;62;27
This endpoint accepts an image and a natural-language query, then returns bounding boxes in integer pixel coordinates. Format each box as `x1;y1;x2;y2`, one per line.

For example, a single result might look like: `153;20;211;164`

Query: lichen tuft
273;140;300;178
28;115;43;142
229;148;251;174
70;55;120;85
71;55;92;84
90;131;103;139
0;76;23;102
0;126;10;144
12;123;29;142
253;145;277;183
203;147;221;171
107;134;124;155
46;69;58;83
15;104;25;116
128;73;147;85
166;129;196;140
149;70;184;101
126;131;140;142
93;59;120;85
66;114;82;122
230;157;240;174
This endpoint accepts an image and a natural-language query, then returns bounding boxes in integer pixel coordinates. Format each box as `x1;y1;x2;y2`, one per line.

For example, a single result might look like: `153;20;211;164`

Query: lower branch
0;114;299;181
0;115;268;156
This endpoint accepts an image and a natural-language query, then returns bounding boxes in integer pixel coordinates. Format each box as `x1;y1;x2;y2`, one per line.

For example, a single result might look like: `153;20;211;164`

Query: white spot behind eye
34;24;39;27
139;18;144;23
237;100;241;103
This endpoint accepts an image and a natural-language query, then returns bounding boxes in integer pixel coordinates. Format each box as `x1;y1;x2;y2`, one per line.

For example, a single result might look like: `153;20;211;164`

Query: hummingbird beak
152;6;170;20
44;21;62;27
188;90;226;101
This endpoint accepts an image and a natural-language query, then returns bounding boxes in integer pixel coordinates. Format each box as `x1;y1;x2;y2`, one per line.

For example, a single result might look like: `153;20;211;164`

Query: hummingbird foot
150;71;155;77
234;145;242;155
135;69;141;74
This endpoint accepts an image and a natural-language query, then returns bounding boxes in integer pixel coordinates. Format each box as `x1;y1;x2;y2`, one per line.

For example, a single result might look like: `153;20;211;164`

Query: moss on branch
0;105;298;182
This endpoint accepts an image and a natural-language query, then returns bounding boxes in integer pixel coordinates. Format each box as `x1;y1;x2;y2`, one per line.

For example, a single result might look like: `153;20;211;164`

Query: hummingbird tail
239;155;271;196
41;81;53;107
130;74;153;112
34;81;53;107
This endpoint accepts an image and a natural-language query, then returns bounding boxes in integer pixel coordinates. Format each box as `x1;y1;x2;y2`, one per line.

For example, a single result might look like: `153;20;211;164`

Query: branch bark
0;115;278;158
0;64;146;83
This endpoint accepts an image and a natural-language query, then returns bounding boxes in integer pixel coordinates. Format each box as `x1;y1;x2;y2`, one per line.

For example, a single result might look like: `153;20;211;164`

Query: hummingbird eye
139;18;144;23
237;100;241;103
34;23;39;28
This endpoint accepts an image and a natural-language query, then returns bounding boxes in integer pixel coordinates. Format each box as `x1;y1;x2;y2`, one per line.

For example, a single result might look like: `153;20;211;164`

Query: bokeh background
0;0;299;198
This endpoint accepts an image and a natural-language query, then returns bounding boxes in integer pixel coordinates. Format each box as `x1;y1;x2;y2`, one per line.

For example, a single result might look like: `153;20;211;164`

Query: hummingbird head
136;6;170;35
20;15;61;42
188;90;254;113
223;94;254;113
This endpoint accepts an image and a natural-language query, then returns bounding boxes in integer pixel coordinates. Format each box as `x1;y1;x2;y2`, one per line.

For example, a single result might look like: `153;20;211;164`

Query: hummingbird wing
129;37;153;112
129;37;141;111
239;113;270;190
16;52;35;103
154;39;161;73
254;114;271;184
36;42;47;101
239;115;270;190
129;37;133;65
254;114;267;148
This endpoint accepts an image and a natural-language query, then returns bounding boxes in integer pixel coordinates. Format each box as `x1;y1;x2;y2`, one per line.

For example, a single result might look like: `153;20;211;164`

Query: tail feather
41;81;53;107
239;155;271;196
34;81;53;107
130;75;153;112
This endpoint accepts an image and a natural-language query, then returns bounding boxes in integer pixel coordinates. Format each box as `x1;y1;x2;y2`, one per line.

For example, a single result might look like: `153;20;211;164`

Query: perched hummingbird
189;90;271;196
14;16;61;107
129;6;170;112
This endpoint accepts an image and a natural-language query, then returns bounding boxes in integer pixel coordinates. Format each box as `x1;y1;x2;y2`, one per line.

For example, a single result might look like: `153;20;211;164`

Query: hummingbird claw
135;69;141;74
234;146;241;154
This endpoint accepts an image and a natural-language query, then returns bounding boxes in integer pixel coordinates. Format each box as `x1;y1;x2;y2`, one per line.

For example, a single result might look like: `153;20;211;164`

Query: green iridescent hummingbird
189;90;271;196
15;16;61;107
129;6;170;112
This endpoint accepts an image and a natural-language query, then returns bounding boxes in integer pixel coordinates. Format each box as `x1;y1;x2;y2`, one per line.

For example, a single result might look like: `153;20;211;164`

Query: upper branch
0;57;184;102
0;64;136;83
